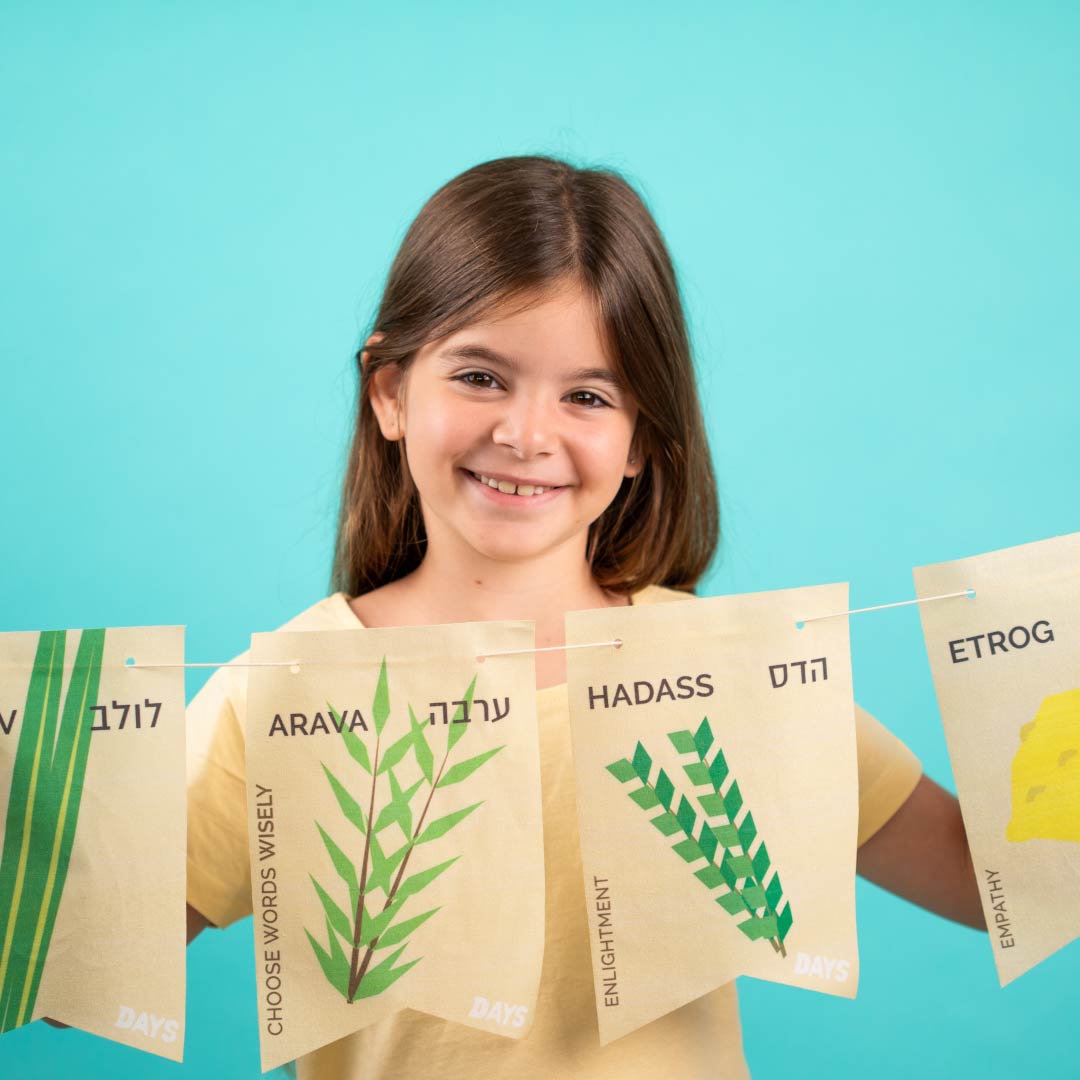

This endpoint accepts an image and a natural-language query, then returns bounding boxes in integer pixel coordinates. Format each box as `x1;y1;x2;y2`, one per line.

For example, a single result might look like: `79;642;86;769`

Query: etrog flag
0;626;186;1059
244;621;544;1071
915;531;1080;985
566;584;860;1044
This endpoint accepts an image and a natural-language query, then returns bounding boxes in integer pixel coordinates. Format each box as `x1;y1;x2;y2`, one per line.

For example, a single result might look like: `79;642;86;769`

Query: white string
477;638;623;660
122;590;975;668
798;588;974;626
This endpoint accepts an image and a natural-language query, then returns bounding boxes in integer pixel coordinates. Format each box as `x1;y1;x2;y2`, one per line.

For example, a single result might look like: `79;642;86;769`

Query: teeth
472;472;549;496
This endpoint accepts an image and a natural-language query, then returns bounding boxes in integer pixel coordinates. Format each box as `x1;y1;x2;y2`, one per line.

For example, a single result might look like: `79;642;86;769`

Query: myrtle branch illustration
606;717;793;957
0;629;106;1032
305;659;506;1002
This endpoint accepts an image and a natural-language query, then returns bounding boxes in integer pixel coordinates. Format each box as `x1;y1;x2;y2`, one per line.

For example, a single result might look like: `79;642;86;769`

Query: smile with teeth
467;470;559;497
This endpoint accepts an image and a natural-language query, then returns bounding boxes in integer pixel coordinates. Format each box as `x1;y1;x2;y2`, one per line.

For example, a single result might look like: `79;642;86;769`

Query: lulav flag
915;530;1080;985
0;626;186;1058
244;620;544;1070
566;584;860;1044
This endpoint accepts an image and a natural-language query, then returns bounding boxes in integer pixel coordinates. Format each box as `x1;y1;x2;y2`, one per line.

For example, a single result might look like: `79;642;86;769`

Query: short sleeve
186;666;254;928
854;702;923;847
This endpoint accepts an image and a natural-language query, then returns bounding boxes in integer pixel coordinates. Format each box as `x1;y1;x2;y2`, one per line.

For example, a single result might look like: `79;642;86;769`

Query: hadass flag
566;584;860;1044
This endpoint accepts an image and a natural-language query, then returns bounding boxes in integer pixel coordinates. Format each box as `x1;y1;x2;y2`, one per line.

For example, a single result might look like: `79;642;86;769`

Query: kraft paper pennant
566;584;860;1044
0;626;187;1059
244;621;544;1071
914;531;1080;985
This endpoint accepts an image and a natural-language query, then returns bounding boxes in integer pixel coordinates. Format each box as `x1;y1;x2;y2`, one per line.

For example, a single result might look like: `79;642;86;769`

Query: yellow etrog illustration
1006;688;1080;843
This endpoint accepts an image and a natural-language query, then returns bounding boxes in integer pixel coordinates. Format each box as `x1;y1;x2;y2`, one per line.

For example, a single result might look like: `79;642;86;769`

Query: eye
455;371;500;389
568;390;610;409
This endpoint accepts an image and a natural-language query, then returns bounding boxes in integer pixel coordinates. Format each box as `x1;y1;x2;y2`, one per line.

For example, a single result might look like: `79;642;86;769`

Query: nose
491;391;558;458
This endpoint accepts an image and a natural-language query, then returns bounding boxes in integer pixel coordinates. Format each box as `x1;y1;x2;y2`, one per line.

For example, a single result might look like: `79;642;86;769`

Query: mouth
461;468;568;505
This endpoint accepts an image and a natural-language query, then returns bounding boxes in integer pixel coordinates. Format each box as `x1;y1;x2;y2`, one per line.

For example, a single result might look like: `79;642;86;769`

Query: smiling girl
184;155;985;1079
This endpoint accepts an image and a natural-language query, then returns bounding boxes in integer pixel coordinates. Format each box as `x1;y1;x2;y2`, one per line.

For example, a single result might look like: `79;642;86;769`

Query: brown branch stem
347;745;452;1000
346;735;382;1002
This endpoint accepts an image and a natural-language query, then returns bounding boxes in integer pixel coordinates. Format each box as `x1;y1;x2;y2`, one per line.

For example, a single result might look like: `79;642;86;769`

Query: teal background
2;2;1078;1076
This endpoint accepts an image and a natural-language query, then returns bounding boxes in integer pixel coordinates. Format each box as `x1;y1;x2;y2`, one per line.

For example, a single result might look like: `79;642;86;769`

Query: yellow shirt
187;585;923;1079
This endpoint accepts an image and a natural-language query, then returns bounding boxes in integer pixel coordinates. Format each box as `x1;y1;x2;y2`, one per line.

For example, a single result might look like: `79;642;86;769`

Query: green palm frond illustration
0;629;106;1032
607;716;792;957
306;657;505;1002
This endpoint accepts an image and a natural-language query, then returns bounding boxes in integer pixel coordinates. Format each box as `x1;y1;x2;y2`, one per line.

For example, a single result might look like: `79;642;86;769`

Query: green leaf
446;675;479;751
437;746;504;787
316;822;358;912
650;811;681;837
654;768;675;810
673;837;703;862
697;793;727;817
752;841;771;881
737;913;778;942
352;944;423;1000
716;890;746;915
695;863;726;888
361;895;407;945
693;717;714;757
777;902;793;941
606;758;636;783
710;822;740;847
375;906;442;950
417;802;482;844
372;656;391;736
322;763;365;833
738;811;757;849
368;832;412;896
374;767;425;837
723;851;754;879
305;927;350;999
683;761;711;786
310;874;352;943
709;749;729;789
765;871;783;910
742;883;767;908
629;785;660;810
676;794;696;836
698;822;718;862
397;856;459;902
667;729;697;754
409;704;434;785
631;742;652;784
377;729;416;775
723;780;743;819
340;723;372;774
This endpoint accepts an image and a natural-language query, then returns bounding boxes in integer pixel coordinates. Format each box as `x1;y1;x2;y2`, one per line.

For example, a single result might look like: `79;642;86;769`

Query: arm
856;773;986;930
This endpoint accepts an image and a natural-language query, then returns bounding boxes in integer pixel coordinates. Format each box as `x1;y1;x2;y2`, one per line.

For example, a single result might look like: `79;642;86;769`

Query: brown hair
331;154;719;598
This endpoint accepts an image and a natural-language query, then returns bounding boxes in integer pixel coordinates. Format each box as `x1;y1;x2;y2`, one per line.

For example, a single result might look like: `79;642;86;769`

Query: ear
362;332;406;441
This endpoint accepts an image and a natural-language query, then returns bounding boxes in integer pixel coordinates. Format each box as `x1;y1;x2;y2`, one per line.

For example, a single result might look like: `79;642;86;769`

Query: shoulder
189;593;358;718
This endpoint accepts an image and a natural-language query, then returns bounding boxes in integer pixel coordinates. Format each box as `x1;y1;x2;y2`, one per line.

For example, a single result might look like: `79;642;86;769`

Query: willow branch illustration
307;664;505;1003
606;716;792;957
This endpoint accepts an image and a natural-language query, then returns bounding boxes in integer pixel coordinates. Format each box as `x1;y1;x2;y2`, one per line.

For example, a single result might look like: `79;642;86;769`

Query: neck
394;539;628;640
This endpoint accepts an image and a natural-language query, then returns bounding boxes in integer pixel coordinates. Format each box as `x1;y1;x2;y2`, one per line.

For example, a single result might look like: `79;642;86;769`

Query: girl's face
369;282;643;569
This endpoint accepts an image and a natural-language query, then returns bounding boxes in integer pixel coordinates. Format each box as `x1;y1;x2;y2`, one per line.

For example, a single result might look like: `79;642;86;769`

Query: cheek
403;396;474;471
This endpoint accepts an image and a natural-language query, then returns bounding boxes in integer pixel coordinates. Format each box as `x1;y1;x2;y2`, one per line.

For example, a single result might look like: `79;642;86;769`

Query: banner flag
244;621;544;1070
915;531;1080;985
0;626;186;1059
566;585;860;1044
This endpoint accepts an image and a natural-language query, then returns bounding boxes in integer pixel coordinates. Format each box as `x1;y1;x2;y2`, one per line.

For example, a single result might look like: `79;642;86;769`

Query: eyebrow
440;344;626;392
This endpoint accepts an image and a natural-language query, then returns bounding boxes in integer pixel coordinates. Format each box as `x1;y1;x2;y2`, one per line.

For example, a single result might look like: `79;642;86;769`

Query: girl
184;155;985;1078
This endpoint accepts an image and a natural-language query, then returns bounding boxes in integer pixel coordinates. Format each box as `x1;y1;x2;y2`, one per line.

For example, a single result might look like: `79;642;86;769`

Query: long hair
331;154;718;598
